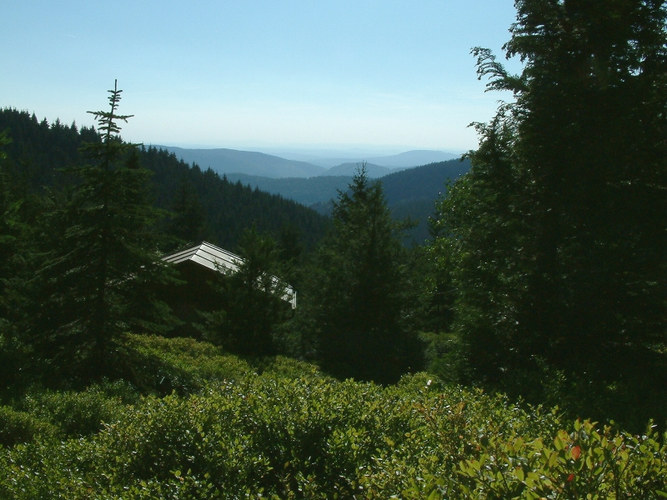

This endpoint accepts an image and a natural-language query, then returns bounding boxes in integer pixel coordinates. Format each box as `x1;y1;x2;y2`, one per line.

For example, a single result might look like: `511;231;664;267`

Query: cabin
160;241;296;337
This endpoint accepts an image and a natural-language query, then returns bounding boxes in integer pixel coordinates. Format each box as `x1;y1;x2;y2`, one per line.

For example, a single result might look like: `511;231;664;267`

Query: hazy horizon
149;142;465;159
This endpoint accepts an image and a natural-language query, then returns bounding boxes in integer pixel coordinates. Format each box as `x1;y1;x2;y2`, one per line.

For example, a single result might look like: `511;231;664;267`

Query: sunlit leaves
0;335;664;498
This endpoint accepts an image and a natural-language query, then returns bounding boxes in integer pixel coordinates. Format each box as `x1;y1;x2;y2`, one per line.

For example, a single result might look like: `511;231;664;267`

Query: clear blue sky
1;1;520;154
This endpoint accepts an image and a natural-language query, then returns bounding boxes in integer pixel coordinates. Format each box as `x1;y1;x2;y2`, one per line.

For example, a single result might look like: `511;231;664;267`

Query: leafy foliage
0;406;58;447
19;380;139;438
0;336;663;498
114;334;254;396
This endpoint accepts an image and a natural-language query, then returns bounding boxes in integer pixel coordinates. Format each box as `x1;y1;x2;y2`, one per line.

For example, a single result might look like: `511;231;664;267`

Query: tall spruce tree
305;166;420;383
29;81;173;380
202;227;292;356
432;1;666;426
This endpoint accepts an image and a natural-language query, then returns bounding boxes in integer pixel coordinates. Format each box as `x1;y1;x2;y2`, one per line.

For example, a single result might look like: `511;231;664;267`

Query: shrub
0;361;664;498
0;406;57;447
21;381;137;438
114;334;253;395
253;354;323;379
455;419;666;499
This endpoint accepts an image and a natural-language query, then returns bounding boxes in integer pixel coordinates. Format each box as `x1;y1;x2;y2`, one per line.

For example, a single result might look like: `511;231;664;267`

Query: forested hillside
0;108;329;252
380;158;471;203
381;159;471;242
158;145;326;178
227;158;470;209
224;172;350;207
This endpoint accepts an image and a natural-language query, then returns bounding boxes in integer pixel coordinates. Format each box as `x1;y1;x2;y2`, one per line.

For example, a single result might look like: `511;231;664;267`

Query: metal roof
163;241;242;274
162;241;296;309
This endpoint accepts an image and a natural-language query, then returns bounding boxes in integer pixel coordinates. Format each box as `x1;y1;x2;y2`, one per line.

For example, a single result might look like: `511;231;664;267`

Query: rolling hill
228;158;472;243
160;146;459;178
365;149;458;168
224;174;351;207
322;162;393;177
158;146;326;178
273;149;459;169
229;158;471;209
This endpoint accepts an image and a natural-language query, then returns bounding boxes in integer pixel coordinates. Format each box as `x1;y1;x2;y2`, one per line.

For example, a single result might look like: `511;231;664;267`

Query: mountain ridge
158;146;325;178
158;145;459;178
267;148;459;168
228;158;472;243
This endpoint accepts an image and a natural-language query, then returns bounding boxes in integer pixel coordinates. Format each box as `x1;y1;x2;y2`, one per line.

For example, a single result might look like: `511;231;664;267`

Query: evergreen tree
166;175;207;246
0;130;31;393
431;109;530;386
305;166;420;383
0;130;18;326
431;1;666;427
29;81;173;380
203;227;292;356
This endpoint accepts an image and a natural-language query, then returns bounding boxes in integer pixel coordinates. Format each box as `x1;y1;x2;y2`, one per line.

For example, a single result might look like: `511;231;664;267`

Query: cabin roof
162;241;296;309
162;241;242;274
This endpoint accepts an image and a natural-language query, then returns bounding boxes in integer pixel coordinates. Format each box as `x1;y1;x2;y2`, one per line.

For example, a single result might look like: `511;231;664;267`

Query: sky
1;1;521;156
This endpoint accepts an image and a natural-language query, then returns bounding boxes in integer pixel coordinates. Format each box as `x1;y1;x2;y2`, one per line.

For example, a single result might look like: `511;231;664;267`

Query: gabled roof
162;241;296;309
162;241;242;274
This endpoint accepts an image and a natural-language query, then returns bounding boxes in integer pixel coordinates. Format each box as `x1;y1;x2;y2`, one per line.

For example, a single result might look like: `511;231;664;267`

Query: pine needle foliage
305;166;421;383
430;0;666;430
28;81;174;382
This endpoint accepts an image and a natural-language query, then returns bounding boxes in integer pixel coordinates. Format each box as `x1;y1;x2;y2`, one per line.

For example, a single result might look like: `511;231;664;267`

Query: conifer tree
29;81;173;380
306;166;420;383
166;175;207;246
202;227;292;356
0;130;30;391
431;1;666;426
0;130;17;327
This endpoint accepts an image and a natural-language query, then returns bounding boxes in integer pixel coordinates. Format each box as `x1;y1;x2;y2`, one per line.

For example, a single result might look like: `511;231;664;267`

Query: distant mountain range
158;146;458;179
153;144;470;242
226;157;472;243
365;150;458;168
158;146;324;178
264;148;460;168
225;158;470;207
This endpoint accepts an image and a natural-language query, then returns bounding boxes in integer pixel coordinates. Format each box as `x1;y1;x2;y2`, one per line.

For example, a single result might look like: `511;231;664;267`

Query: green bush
115;334;253;395
2;370;664;498
0;406;57;447
455;419;666;499
253;354;323;379
1;337;663;498
83;376;413;497
21;381;136;438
